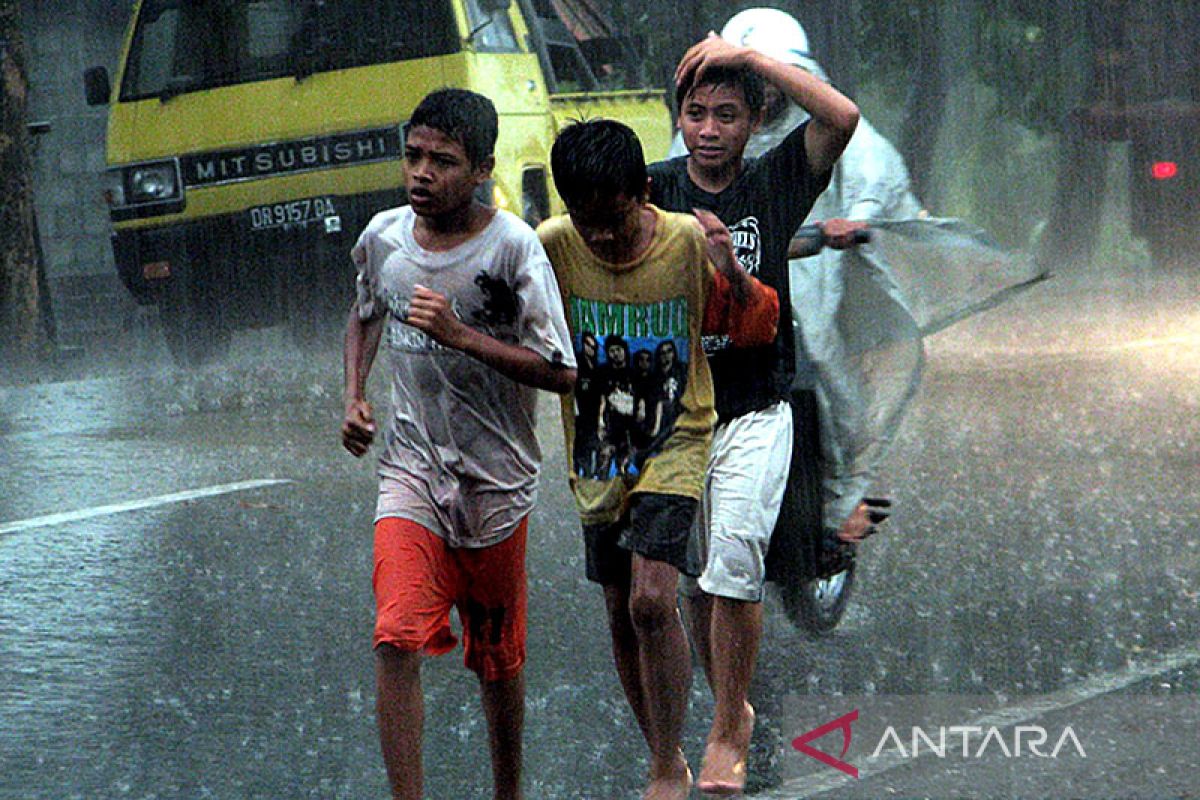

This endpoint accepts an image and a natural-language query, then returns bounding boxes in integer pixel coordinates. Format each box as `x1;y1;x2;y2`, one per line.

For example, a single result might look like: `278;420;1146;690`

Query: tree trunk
896;1;979;212
1036;1;1114;273
0;0;51;370
897;4;950;207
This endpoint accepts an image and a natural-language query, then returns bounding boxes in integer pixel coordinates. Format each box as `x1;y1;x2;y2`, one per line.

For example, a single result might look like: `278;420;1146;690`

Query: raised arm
405;284;576;395
675;33;859;176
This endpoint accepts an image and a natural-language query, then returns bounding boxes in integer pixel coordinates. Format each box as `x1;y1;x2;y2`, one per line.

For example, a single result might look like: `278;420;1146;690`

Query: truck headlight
129;164;178;202
105;158;185;220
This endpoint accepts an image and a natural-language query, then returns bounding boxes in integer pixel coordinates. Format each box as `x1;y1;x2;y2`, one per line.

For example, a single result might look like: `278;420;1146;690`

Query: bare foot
644;751;692;800
836;501;871;543
836;497;891;543
697;703;755;795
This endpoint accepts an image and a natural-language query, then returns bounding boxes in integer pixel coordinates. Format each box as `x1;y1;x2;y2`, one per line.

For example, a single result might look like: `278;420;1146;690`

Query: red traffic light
1151;161;1178;180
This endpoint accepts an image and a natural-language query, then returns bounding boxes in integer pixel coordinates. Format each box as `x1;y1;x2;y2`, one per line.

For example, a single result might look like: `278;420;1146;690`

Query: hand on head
675;32;750;89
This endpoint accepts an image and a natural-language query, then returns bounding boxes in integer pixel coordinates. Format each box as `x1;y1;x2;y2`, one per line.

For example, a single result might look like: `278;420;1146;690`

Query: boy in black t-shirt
647;33;859;795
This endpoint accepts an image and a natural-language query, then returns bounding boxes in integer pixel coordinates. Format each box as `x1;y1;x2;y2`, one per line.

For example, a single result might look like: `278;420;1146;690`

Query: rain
1;1;1198;798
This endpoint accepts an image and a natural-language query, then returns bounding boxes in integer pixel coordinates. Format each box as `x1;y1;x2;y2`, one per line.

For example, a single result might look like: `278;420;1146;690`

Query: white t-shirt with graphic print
353;206;575;548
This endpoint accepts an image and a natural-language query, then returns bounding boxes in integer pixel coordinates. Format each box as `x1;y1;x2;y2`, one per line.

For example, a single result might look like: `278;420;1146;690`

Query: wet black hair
550;119;647;209
408;88;498;167
675;65;765;117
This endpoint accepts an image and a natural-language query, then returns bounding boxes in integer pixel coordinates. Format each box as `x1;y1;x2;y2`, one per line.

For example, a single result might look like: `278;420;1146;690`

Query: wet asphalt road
2;266;1198;799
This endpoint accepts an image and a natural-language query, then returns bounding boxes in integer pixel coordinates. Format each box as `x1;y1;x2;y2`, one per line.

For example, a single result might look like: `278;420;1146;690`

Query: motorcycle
766;219;1045;635
766;224;872;635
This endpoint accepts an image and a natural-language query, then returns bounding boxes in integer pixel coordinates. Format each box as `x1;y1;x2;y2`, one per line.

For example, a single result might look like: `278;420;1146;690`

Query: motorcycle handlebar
794;224;872;248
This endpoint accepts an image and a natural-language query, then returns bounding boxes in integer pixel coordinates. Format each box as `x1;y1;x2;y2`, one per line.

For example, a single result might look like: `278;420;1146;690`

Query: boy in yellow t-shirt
537;119;777;800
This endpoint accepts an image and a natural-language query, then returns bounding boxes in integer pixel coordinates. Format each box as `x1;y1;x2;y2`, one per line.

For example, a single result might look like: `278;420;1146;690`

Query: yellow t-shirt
538;205;716;526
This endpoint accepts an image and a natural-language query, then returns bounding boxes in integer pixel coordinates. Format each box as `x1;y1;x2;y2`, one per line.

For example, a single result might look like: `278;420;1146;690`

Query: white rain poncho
794;213;1044;531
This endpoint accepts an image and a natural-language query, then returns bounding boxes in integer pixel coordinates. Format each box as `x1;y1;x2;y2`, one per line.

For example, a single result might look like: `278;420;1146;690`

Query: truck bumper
112;188;404;324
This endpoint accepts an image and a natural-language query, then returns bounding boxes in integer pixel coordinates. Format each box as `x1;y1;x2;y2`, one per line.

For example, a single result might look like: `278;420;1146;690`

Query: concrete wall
22;0;137;349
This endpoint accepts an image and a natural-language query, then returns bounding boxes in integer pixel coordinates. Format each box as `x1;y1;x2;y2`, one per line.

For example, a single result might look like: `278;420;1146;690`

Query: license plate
248;197;338;231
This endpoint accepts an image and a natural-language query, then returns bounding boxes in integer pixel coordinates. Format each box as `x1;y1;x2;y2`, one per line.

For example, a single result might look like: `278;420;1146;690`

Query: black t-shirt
648;121;830;420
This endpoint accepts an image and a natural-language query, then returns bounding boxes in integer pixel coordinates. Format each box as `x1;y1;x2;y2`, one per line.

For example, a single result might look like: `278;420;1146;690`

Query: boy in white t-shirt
341;88;576;800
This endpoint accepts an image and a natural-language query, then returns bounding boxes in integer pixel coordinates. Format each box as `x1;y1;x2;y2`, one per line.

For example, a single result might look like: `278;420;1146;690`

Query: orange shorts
372;516;528;682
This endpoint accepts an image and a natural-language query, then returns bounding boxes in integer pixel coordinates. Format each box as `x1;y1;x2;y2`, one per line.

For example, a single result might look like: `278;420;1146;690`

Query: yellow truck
84;0;671;364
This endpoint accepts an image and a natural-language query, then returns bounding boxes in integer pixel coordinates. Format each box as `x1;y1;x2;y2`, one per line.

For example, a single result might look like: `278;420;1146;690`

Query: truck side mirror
84;66;111;106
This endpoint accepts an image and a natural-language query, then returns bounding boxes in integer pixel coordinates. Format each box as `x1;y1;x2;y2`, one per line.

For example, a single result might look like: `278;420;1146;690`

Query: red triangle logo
792;709;859;778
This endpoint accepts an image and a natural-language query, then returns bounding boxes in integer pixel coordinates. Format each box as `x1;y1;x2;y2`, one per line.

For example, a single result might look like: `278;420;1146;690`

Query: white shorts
682;400;793;602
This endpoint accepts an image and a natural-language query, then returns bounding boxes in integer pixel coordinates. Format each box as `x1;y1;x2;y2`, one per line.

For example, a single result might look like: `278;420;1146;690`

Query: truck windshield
120;0;460;101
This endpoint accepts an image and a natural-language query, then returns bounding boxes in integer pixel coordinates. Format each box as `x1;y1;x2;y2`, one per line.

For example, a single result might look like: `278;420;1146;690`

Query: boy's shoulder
535;209;701;253
535;209;571;235
647;157;706;211
479;210;553;271
747;118;813;178
357;205;413;245
488;207;540;245
359;206;538;251
652;206;705;243
647;155;688;181
353;206;411;268
534;213;579;252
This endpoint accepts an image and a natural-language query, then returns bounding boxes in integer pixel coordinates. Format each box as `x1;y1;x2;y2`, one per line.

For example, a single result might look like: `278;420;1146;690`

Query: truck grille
179;125;404;188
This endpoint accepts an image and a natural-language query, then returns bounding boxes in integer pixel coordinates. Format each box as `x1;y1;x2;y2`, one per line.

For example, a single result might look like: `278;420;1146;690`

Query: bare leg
480;669;525;800
628;555;692;800
681;589;716;690
603;583;653;748
697;596;761;795
375;644;424;800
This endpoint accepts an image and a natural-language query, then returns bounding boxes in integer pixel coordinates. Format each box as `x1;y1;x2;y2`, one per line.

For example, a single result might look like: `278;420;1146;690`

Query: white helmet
720;7;827;81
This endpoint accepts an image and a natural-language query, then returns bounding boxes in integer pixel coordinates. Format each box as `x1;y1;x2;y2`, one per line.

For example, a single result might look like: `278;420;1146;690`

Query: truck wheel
521;168;550;229
767;388;856;636
522;192;545;229
159;270;230;367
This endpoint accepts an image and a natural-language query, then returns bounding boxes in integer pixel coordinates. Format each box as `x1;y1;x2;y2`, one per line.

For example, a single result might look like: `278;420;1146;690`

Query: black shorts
582;493;700;585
